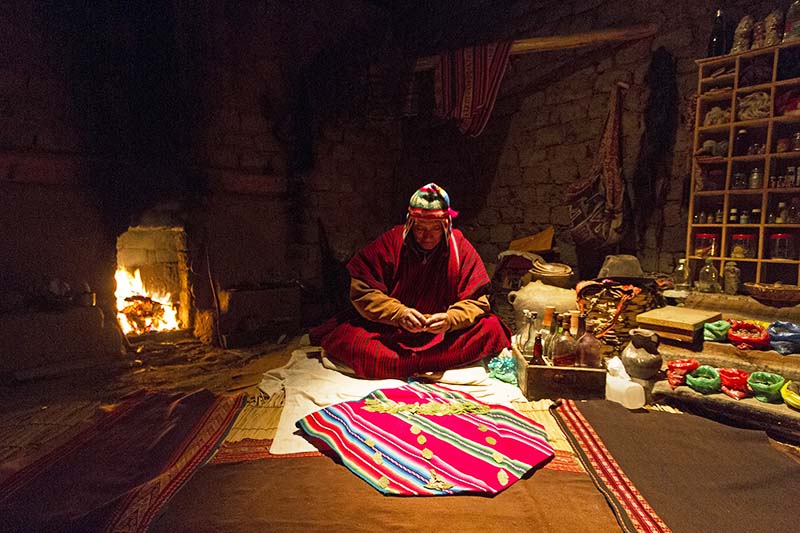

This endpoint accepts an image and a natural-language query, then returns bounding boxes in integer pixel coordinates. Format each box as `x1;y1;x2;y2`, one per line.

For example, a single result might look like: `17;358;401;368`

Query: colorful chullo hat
404;183;460;268
407;183;459;220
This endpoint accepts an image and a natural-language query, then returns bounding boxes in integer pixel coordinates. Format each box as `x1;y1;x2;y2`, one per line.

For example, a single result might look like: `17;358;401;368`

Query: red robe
311;226;510;378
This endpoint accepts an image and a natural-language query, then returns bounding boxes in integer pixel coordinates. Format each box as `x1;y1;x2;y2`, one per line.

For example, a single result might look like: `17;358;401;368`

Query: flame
115;267;180;335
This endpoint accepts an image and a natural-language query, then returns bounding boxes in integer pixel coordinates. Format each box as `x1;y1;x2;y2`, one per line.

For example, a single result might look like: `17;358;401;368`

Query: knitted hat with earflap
403;183;460;258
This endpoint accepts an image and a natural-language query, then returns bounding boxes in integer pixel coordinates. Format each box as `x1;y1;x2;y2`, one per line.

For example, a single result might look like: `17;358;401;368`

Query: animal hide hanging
631;47;678;250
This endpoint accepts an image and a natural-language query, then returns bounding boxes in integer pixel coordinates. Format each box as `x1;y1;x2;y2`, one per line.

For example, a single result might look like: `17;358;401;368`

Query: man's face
412;218;444;250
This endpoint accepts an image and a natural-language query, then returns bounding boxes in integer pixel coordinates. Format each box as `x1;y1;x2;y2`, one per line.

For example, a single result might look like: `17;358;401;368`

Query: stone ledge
659;341;800;382
652;380;800;445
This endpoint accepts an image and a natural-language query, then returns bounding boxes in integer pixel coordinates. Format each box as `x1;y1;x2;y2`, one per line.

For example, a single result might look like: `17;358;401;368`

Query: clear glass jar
730;234;756;258
694;233;720;256
697;258;721;293
770;233;796;259
749;167;763;189
672;258;691;290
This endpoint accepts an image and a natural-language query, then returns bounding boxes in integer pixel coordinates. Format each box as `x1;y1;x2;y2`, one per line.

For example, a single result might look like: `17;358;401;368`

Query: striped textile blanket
297;382;553;495
0;389;245;532
552;399;800;533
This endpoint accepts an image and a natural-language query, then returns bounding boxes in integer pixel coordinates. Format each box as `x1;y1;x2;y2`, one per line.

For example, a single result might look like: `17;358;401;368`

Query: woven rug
212;391;583;473
552;399;800;533
0;389;245;532
151;456;620;532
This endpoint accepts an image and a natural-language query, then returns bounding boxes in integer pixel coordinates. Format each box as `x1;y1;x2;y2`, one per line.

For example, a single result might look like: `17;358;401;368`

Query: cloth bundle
768;321;800;355
748;372;786;403
727;320;770;350
666;358;700;389
703;320;731;342
685;365;722;395
717;368;751;400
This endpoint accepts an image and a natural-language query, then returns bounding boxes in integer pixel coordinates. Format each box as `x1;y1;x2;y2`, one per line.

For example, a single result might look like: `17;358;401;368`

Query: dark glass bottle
577;322;604;368
543;312;559;363
708;9;728;57
552;316;577;367
531;334;545;365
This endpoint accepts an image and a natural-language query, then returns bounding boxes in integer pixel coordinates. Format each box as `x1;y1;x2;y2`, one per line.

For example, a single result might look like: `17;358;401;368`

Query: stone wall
393;0;782;277
0;1;396;326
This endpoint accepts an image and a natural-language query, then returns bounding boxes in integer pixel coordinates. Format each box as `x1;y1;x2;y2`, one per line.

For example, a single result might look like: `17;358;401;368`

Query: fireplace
115;225;192;336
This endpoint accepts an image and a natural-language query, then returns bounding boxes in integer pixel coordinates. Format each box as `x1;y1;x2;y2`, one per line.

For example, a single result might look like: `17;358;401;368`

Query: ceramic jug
506;281;577;332
620;328;663;380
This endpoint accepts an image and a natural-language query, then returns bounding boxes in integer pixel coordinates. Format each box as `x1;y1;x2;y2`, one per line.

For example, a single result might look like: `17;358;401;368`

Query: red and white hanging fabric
434;40;514;137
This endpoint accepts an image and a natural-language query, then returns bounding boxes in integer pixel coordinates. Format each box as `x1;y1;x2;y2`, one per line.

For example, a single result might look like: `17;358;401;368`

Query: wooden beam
413;23;658;71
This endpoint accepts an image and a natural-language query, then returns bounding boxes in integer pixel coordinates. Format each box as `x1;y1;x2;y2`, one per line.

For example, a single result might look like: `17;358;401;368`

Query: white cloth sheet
259;343;525;455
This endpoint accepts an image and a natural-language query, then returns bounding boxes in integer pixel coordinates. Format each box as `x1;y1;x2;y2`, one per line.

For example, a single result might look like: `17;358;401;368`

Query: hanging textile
566;85;626;249
434;40;513;137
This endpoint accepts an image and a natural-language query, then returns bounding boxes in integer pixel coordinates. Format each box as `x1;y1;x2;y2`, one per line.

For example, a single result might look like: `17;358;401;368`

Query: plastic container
770;233;796;259
730;234;756;258
605;375;646;409
694;233;720;256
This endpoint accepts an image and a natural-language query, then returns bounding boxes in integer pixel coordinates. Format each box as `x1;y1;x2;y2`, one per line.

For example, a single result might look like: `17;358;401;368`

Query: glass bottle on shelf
734;129;748;155
739;209;750;224
749;168;762;190
707;9;728;57
697;258;721;293
776;202;788;224
672;258;691;291
728;208;738;224
723;261;741;295
714;208;723;224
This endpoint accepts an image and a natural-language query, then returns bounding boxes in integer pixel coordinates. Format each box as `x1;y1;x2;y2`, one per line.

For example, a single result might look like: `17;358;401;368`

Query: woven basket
744;282;800;308
578;280;660;357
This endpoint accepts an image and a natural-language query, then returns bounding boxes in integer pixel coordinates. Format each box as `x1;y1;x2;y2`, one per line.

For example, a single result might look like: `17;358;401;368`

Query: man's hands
399;308;450;334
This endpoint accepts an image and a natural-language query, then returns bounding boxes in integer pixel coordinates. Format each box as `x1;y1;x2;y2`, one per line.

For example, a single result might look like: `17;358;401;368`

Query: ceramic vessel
506;281;577;332
620;328;663;380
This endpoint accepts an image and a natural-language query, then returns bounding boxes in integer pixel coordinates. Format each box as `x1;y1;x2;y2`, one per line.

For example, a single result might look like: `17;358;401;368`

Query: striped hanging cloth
434;40;514;137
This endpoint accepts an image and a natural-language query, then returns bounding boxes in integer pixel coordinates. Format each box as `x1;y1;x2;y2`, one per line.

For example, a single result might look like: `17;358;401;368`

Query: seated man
311;183;511;379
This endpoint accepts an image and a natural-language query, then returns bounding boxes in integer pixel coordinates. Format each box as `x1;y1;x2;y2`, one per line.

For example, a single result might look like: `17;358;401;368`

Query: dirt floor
2;331;799;470
0;332;301;466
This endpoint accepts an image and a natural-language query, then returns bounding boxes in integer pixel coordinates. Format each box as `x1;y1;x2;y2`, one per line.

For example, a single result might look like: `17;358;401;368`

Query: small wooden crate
513;347;606;401
635;306;722;349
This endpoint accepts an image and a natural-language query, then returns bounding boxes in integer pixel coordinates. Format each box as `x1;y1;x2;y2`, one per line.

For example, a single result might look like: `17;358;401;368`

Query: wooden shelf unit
688;42;800;288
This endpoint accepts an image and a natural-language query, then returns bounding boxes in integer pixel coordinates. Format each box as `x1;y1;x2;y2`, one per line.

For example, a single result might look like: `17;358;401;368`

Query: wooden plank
636;306;722;333
414;23;659;71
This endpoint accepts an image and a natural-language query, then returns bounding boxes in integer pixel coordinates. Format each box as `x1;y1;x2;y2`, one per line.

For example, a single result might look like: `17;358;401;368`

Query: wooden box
635;306;722;348
513;347;606;401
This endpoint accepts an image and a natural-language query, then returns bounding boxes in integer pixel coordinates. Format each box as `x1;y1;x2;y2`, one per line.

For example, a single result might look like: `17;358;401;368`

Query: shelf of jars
688;40;800;289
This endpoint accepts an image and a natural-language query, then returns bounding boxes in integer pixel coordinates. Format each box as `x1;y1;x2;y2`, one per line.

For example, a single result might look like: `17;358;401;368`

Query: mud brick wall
0;0;787;347
391;0;782;276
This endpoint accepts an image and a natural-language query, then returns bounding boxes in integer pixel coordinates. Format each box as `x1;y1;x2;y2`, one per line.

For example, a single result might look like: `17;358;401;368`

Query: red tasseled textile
311;226;510;379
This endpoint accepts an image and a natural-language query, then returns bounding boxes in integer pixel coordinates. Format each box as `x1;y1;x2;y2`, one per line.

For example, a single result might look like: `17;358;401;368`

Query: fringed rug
0;389;244;532
212;390;584;473
552;399;800;533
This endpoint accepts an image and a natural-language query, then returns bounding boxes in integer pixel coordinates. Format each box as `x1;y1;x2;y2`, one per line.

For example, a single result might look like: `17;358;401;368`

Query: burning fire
115;267;180;335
